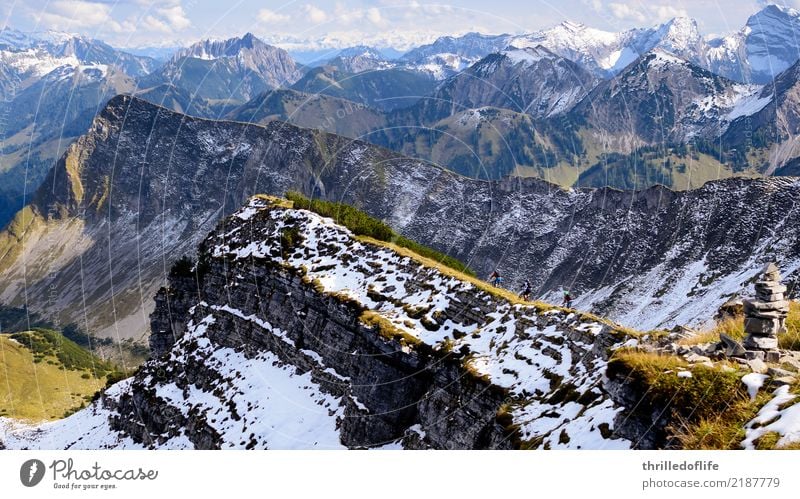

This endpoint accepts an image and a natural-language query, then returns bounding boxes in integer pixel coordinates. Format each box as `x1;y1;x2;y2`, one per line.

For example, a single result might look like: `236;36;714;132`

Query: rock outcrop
0;197;635;449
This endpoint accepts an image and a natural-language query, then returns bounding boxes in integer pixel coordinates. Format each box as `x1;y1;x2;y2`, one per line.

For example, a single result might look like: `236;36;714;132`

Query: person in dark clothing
520;280;532;301
563;289;573;307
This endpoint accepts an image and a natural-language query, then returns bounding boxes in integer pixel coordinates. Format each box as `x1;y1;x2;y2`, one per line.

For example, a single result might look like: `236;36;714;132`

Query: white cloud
333;2;364;23
608;3;647;23
418;3;455;15
396;0;454;17
135;5;190;33
139;15;173;33
257;9;290;24
304;4;329;24
330;3;384;26
607;2;687;24
157;5;191;30
33;0;123;32
32;0;191;36
650;5;689;21
366;7;385;25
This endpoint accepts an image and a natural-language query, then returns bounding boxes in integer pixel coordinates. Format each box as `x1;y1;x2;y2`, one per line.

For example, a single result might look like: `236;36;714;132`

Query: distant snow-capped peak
325;45;395;73
655;17;703;49
0;28;82;50
335;45;384;60
174;32;271;61
500;45;560;66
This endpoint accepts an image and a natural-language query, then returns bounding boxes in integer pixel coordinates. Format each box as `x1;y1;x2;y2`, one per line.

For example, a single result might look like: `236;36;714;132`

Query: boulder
746;357;768;374
685;353;712;364
761;262;781;282
691;344;717;356
770;376;797;386
744;300;790;314
755;292;785;302
780;357;800;372
670;325;696;339
743;335;779;350
768;367;794;377
744;350;765;361
719;333;746;357
744;317;782;335
754;282;786;294
747;309;787;320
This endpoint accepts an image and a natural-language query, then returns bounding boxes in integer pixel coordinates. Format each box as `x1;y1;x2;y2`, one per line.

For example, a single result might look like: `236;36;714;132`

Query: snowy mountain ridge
398;6;800;82
323;45;396;73
705;4;800;83
0;197;634;449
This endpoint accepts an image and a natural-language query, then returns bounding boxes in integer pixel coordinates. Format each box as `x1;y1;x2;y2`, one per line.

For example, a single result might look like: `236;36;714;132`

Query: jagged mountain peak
173;32;276;60
558;20;586;30
0;27;33;49
465;45;562;75
51;36;118;61
0;27;81;49
515;20;620;56
748;3;800;25
546;20;616;41
654;17;703;49
153;32;301;100
620;48;738;83
416;43;596;120
336;45;384;59
572;47;757;151
506;18;700;76
735;4;800;83
659;16;699;32
609;48;700;82
399;31;509;65
745;3;800;36
326;45;393;73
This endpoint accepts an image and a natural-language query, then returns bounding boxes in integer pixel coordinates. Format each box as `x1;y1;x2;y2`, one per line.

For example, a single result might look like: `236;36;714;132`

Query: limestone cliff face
0;198;636;449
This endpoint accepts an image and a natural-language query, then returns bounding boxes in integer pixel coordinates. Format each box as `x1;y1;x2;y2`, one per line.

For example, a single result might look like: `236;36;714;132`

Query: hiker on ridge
520;280;532;301
562;289;573;307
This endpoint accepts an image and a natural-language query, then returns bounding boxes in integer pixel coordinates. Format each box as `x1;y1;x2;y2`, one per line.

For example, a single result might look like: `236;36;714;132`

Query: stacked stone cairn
742;262;788;361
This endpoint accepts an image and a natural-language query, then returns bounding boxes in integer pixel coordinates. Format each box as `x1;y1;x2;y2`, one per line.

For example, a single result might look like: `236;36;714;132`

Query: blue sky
0;0;796;50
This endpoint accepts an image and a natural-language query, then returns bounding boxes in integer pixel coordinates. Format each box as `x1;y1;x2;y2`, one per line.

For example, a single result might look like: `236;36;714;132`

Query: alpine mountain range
4;2;800;450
